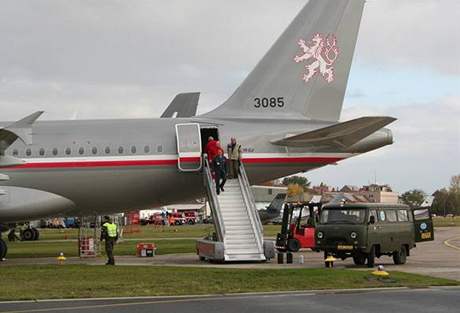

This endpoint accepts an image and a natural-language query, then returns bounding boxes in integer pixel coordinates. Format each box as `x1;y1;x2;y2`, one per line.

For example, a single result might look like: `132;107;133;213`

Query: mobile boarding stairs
197;156;275;262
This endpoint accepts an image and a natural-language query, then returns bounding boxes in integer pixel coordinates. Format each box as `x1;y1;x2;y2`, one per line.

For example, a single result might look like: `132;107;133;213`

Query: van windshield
320;208;366;224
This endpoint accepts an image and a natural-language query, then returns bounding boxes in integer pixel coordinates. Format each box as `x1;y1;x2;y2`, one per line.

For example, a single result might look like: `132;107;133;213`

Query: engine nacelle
345;128;394;153
0;186;75;223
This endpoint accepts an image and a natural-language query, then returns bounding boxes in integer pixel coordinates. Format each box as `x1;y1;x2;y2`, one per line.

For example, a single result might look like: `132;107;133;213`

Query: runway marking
444;236;460;251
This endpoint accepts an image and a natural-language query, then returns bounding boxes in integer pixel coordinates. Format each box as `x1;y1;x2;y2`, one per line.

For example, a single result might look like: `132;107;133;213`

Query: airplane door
175;123;202;172
413;208;434;242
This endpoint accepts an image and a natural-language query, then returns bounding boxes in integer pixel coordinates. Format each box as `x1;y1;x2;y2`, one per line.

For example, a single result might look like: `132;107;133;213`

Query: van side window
378;210;386;222
414;208;430;220
397;210;409;222
386;210;397;223
369;209;377;223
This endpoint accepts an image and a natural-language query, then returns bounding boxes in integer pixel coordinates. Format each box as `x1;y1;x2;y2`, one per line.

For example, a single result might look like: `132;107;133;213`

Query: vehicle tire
367;245;376;268
21;228;35;241
287;238;300;252
0;239;7;259
353;253;366;266
188;220;194;225
393;245;407;265
32;228;39;241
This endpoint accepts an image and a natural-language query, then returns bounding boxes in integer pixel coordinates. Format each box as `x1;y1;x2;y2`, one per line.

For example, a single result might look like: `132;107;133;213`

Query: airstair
197;156;274;262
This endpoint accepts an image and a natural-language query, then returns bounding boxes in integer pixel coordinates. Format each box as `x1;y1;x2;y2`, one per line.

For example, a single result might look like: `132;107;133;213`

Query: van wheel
367;245;375;268
353;253;366;266
287;239;300;252
21;228;35;241
393;246;407;265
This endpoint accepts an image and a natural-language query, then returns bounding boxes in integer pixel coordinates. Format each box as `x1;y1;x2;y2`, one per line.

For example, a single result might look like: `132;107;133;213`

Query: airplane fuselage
0;116;370;222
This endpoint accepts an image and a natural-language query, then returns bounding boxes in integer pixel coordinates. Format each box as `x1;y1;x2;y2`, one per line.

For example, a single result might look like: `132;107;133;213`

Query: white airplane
0;0;396;259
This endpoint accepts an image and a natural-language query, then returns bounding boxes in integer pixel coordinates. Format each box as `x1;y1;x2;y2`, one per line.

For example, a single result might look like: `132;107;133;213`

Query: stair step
225;237;255;243
221;216;249;221
225;254;265;261
225;229;254;234
225;247;262;254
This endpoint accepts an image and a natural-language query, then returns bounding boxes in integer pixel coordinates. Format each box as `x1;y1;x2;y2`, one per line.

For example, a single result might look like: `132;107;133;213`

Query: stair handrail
202;155;225;241
238;161;264;253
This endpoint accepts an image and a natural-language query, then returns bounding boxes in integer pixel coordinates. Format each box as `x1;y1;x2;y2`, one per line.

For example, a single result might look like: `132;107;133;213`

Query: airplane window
52;148;58;156
105;147;110;154
65;147;71;155
131;146;136;154
157;145;163;153
79;147;84;155
26;148;31;156
92;147;97;155
39;148;45;156
12;149;18;156
144;145;150;153
118;146;124;154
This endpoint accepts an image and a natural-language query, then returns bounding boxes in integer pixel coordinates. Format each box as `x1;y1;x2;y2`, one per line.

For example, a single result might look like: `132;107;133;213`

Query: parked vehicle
315;203;434;267
184;211;198;225
276;202;322;252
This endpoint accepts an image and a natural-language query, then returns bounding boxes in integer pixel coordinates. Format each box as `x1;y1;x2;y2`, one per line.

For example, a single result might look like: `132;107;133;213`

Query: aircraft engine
345;128;394;154
0;186;75;223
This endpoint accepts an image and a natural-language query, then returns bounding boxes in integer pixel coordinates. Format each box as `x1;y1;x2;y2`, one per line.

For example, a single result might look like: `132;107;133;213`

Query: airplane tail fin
205;0;365;121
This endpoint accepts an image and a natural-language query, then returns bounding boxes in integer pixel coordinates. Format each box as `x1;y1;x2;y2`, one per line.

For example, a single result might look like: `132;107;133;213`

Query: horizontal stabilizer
161;92;200;118
0;111;44;153
271;116;396;148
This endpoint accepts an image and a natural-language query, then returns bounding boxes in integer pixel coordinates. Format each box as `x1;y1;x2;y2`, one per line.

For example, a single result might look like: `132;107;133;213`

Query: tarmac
1;227;459;281
0;287;459;313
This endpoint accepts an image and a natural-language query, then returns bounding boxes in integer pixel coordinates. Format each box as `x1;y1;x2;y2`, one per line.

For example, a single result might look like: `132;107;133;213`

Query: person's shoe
216;189;220;195
221;187;225;192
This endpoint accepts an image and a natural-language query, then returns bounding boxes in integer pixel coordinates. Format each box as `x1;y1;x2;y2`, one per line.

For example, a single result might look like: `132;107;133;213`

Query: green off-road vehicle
315;203;434;267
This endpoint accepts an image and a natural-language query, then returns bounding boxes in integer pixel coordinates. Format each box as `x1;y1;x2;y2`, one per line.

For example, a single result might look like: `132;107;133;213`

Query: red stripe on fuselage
5;156;343;170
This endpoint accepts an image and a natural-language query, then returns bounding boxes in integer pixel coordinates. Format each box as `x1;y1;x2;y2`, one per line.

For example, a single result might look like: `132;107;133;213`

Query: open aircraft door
175;123;202;172
413;208;434;242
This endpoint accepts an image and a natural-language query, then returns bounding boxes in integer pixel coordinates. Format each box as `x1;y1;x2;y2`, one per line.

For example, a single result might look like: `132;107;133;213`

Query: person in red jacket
205;136;219;162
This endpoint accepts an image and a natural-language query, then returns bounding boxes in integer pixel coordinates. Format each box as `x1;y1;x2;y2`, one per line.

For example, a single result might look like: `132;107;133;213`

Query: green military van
315;203;434;267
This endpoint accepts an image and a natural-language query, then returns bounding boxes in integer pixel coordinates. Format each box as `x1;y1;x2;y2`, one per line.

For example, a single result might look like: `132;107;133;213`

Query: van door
413;208;434;242
175;123;202;172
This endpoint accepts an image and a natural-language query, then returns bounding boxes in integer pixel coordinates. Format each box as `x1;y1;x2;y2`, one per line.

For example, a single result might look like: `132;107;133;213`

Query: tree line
401;174;460;215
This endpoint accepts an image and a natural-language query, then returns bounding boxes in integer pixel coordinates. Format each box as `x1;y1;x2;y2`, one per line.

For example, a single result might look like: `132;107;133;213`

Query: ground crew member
227;137;241;178
101;216;118;265
213;149;227;195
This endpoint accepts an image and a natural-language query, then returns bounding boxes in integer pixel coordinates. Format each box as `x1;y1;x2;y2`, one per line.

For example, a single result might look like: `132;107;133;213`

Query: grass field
0;265;457;300
35;224;216;241
433;216;460;227
6;239;197;258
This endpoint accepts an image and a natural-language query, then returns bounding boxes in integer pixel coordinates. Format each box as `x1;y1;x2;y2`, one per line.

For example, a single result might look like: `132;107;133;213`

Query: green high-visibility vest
103;222;118;238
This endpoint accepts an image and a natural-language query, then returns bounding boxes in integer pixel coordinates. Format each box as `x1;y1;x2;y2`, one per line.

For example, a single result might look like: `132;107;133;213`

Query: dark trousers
229;159;239;178
215;170;227;194
105;238;116;265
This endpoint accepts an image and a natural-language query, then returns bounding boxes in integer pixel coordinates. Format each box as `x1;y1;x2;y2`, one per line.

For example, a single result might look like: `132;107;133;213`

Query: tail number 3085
254;97;285;108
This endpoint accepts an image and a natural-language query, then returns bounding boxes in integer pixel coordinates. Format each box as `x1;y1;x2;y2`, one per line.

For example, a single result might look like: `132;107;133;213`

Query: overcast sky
1;0;459;194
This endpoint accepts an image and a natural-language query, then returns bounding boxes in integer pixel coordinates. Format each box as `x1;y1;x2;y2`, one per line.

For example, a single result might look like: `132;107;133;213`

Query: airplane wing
271;116;396;148
0;111;43;167
160;92;200;118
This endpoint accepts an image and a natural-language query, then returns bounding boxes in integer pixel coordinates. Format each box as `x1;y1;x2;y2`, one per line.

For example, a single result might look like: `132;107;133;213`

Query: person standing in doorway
227;137;241;179
213;149;227;195
101;216;118;265
204;136;219;163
